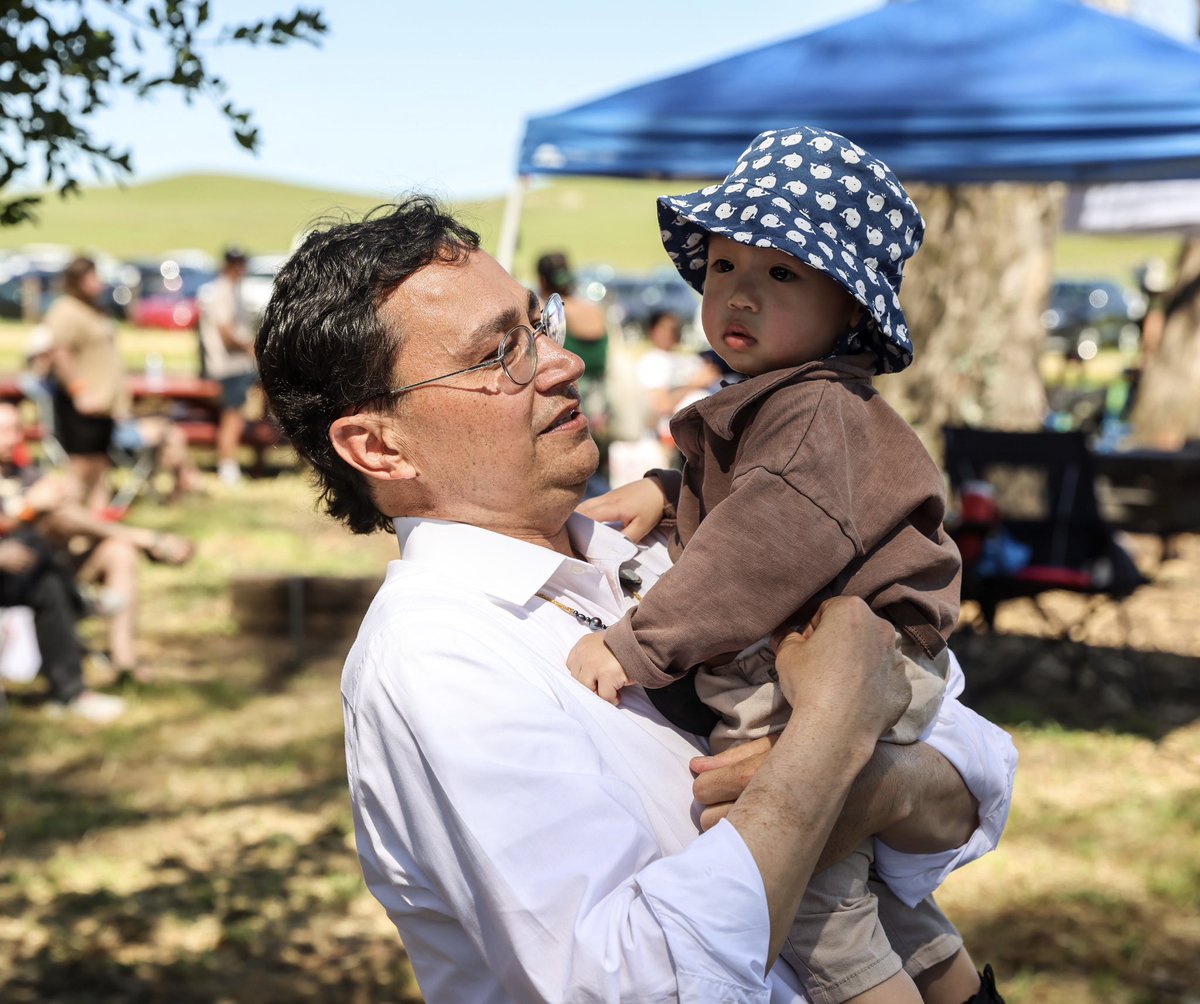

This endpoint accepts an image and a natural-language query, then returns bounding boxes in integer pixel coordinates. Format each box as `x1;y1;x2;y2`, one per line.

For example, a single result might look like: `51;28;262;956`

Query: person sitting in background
0;402;194;685
536;252;610;446
198;247;258;486
0;404;125;722
42;257;201;507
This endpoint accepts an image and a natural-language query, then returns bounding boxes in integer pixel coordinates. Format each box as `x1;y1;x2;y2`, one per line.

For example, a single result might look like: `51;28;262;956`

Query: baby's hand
576;477;667;542
566;632;631;705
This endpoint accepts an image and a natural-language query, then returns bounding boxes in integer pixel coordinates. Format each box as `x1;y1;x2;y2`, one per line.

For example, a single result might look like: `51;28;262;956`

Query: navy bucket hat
657;125;924;374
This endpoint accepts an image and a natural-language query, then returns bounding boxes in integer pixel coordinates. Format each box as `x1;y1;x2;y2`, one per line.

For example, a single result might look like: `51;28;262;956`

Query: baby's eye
710;258;733;273
769;265;796;282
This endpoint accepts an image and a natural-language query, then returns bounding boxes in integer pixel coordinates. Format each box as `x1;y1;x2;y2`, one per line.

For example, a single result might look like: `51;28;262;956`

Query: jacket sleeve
605;463;859;687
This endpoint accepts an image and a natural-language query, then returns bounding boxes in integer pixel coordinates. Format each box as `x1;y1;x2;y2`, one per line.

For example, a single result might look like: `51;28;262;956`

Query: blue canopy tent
500;0;1200;264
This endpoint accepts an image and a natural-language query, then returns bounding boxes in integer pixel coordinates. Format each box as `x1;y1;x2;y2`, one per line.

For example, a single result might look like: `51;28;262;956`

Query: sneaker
56;690;126;724
218;460;243;486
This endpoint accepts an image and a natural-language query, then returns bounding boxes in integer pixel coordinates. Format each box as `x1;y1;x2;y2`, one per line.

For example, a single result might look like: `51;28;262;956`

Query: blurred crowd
0;244;269;723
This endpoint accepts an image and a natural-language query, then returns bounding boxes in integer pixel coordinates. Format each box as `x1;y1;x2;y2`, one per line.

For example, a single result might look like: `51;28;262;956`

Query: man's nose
534;335;585;389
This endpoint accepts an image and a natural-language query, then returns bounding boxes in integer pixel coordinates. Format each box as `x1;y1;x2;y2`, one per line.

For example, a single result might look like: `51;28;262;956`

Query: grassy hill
0;172;1182;286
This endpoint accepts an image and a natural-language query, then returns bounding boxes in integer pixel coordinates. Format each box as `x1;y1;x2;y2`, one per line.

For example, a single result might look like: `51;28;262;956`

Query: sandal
145;533;195;566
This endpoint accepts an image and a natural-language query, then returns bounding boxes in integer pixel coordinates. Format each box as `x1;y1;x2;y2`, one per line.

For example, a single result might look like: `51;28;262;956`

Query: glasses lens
542;293;566;346
500;327;536;386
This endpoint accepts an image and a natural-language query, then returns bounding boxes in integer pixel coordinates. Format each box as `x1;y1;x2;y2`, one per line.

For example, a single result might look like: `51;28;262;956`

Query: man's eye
710;259;733;273
769;265;795;281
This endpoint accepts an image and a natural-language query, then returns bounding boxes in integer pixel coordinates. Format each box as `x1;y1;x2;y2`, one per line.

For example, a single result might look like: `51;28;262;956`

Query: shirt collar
689;354;876;440
393;513;638;606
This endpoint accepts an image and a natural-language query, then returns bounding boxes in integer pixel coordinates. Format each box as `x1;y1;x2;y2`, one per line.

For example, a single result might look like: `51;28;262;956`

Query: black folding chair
942;427;1143;641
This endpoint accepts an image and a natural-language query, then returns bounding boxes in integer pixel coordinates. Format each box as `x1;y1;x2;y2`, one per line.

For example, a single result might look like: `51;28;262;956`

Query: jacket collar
689;354;876;441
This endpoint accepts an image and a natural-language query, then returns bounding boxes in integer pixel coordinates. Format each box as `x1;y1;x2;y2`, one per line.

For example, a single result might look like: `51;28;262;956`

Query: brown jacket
604;356;961;689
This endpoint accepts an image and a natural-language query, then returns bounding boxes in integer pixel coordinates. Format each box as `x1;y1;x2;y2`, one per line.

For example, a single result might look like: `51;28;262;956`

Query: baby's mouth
722;324;757;349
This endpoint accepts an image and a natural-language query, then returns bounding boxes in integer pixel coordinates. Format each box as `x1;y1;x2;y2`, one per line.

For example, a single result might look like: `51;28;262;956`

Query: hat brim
657;190;913;373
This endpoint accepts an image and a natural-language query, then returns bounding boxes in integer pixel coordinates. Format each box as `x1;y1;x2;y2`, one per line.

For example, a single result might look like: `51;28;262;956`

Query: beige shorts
697;630;957;1001
781;841;963;1003
698;629;951;755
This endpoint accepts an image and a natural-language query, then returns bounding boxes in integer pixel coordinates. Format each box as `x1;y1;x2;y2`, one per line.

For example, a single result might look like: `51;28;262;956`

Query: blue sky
77;0;1197;201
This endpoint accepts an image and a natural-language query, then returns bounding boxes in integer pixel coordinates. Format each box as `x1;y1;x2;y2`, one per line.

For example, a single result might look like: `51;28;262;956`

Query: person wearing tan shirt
44;257;201;509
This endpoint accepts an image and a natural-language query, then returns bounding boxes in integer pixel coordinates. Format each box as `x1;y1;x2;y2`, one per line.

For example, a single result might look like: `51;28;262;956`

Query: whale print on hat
657;124;925;374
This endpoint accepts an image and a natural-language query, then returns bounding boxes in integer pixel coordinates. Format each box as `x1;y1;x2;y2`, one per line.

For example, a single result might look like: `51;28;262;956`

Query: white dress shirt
343;514;1017;1003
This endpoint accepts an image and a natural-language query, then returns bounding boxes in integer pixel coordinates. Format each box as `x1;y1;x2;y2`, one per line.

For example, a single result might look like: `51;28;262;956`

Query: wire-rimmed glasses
381;293;566;399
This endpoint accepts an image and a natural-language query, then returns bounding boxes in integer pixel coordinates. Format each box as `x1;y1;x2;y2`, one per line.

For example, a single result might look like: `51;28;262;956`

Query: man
198;247;257;486
256;197;1016;1003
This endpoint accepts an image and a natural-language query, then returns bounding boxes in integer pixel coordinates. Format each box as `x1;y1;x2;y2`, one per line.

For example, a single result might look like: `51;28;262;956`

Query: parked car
128;258;217;330
577;266;701;335
1042;278;1146;360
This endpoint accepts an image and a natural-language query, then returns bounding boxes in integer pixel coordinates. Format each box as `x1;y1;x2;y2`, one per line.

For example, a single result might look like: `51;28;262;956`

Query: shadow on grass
951;628;1200;739
2;824;423;1004
960;888;1200;1004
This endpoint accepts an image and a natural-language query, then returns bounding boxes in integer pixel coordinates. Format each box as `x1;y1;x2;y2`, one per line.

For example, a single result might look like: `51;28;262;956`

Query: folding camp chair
942;427;1144;645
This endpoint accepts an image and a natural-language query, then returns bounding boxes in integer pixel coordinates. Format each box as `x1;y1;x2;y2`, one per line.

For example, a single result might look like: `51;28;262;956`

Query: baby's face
700;236;862;377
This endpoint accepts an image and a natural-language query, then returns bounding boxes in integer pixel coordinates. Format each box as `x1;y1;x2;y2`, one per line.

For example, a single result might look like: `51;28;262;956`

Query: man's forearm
726;705;876;966
815;740;978;871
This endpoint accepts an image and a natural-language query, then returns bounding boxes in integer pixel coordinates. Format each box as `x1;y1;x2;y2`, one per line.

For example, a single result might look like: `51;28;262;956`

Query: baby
567;126;973;1004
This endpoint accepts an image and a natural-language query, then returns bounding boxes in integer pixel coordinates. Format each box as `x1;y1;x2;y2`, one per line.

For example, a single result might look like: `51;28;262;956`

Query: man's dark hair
256;196;480;534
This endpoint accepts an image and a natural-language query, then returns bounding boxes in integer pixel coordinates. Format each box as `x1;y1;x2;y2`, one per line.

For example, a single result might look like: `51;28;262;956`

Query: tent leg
496;175;529;273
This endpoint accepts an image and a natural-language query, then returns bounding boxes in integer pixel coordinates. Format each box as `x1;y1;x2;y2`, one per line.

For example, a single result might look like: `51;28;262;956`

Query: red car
129;260;216;330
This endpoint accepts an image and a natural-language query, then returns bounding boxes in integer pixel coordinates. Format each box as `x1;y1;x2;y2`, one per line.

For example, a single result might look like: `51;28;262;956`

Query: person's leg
216;406;245;484
68;453;113;511
77;537;140;675
136;416;202;499
781;843;920;1004
12;560;86;703
914;949;982;1003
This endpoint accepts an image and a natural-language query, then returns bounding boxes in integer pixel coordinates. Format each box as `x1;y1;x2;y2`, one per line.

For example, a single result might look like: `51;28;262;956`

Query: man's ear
329;413;417;482
848;300;866;330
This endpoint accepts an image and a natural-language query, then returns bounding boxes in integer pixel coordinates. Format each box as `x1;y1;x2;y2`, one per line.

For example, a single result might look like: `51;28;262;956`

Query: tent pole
497;175;530;273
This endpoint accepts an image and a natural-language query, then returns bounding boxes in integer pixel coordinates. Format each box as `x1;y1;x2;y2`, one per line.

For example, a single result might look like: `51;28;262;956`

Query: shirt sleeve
872;651;1019;907
346;612;775;1003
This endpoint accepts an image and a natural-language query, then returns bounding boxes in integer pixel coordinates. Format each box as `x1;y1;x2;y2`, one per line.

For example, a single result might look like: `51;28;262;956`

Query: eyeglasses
381;293;566;399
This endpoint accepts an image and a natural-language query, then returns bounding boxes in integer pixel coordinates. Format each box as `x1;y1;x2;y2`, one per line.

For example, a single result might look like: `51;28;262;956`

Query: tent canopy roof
517;0;1200;184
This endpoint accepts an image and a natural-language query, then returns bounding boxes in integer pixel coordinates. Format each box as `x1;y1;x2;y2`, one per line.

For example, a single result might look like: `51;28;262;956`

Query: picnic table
0;373;288;473
1092;442;1200;560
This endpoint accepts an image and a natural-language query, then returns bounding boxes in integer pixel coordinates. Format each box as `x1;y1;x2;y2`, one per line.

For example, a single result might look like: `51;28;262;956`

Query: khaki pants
696;631;957;1003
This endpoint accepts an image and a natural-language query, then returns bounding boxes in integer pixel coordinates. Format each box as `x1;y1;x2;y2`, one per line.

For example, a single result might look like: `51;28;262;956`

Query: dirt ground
1;479;1197;1003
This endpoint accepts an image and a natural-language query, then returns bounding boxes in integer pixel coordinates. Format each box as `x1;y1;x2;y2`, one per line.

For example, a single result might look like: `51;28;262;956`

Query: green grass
4;172;1181;288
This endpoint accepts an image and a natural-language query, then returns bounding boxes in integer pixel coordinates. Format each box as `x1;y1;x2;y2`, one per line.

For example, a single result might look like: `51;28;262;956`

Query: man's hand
565;632;631;705
692;735;778;832
0;539;37;574
576;478;667;543
774;597;910;738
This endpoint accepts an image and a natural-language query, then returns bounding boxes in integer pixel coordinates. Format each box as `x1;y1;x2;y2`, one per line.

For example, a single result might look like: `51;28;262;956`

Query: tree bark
880;183;1063;453
1130;236;1200;447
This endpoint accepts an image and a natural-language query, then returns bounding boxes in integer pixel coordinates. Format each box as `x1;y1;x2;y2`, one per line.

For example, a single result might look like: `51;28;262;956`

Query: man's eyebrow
463;291;540;353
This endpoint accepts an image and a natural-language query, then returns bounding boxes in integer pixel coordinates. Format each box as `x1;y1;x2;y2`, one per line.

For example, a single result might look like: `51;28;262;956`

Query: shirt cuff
638;818;772;1002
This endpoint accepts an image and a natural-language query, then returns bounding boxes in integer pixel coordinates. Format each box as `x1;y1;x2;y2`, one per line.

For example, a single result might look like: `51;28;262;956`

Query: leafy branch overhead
0;0;327;226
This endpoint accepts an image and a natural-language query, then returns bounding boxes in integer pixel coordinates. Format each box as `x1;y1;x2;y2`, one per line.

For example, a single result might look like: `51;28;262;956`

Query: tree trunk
880;183;1063;453
1130;236;1200;447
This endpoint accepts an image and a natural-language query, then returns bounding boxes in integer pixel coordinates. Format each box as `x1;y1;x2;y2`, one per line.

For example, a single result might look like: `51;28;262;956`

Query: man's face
378;250;599;530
